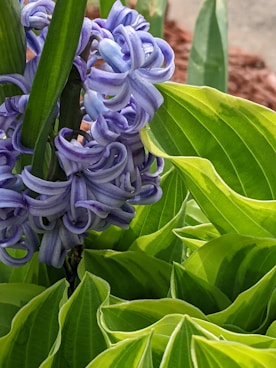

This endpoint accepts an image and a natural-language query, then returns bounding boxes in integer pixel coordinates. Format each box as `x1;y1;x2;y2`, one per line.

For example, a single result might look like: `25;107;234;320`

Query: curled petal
84;89;107;121
107;203;135;228
88;67;128;96
38;221;67;268
129;73;163;119
21;0;55;29
129;183;162;205
104;0;149;32
0;74;30;94
22;165;71;195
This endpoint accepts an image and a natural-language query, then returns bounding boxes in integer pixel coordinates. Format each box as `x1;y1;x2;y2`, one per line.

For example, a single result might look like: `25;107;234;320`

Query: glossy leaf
87;334;153;368
100;299;206;338
148;83;276;200
192;336;276;368
0;279;68;368
0;283;44;337
21;0;87;178
0;0;25;103
41;273;109;368
0;253;65;287
160;316;218;368
78;249;172;299
209;266;276;333
183;234;276;300
171;263;231;314
142;127;276;237
187;0;228;91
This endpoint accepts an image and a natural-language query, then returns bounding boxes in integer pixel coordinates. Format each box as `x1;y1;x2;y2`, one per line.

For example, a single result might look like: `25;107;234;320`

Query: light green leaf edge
86;333;153;368
191;336;276;368
141;127;276;238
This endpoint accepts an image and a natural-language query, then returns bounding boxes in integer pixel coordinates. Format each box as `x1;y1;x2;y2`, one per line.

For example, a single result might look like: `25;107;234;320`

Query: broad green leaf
129;199;186;263
171;263;231;314
99;300;206;339
135;0;168;37
0;279;68;368
192;317;276;349
78;249;172;299
41;273;109;368
192;336;276;368
0;283;45;337
0;252;65;287
87;334;153;368
267;321;276;338
21;0;87;177
160;316;218;368
209;266;276;333
183;234;276;301
142;127;276;237
187;0;228;91
0;0;25;103
148;83;276;200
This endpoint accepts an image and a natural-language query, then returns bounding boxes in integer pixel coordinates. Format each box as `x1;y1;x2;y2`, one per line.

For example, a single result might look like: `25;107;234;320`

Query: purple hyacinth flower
21;0;55;30
87;25;174;118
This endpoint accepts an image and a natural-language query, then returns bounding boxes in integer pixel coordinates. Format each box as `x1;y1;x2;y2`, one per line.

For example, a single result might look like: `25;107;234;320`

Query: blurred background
169;0;276;72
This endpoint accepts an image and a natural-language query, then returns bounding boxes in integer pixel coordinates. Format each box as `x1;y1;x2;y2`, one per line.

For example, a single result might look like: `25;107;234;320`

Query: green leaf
209;266;276;332
99;300;206;340
0;283;45;337
148;83;276;200
87;334;153;368
41;273;109;368
187;0;228;92
135;0;168;37
192;336;276;368
142;126;276;237
0;279;68;368
0;252;65;287
129;197;186;263
267;321;276;338
160;316;218;368
78;249;172;299
174;223;220;250
183;234;276;301
21;0;87;178
0;0;26;103
191;317;276;349
171;263;231;314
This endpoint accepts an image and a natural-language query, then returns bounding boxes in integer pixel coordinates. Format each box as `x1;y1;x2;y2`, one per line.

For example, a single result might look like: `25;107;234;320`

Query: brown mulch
86;6;276;111
165;19;276;110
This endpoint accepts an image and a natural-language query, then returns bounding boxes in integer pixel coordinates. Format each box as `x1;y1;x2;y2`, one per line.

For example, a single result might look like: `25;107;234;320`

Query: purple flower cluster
0;0;174;267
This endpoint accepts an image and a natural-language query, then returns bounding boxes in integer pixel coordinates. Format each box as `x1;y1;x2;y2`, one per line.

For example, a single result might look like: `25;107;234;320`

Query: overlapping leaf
0;279;68;368
87;334;153;368
41;273;109;368
147;83;276;200
78;249;172;299
192;336;276;367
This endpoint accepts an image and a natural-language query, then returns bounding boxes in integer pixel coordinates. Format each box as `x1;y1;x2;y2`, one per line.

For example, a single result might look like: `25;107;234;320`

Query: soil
86;5;276;111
